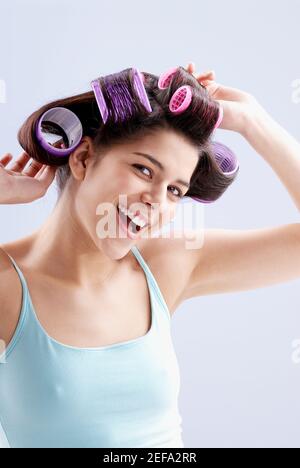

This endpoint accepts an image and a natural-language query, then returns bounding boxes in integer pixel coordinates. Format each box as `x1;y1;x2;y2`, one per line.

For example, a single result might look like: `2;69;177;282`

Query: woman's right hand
0;152;57;204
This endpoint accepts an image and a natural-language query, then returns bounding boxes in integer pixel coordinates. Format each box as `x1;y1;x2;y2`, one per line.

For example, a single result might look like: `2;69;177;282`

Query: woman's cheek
118;176;139;195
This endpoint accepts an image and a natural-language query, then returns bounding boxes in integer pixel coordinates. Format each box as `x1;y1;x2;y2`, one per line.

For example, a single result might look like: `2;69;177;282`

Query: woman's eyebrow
132;152;190;189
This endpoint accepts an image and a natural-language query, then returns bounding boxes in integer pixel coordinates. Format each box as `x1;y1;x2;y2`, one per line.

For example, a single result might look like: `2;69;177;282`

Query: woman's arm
192;64;300;213
180;105;300;298
166;68;300;299
241;107;300;212
179;223;300;299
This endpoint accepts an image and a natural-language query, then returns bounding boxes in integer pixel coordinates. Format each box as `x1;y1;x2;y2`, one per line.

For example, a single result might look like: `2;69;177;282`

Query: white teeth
131;216;147;228
118;204;134;218
118;204;147;229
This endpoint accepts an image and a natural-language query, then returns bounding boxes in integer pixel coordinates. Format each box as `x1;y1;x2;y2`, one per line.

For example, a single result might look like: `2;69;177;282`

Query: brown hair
17;66;239;202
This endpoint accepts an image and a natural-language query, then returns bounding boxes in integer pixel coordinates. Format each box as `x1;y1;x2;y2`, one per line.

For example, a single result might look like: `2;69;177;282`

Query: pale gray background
0;0;300;448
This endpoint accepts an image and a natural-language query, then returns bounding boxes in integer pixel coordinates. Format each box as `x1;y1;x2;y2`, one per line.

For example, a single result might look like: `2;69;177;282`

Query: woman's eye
169;186;184;198
132;164;184;198
133;164;152;177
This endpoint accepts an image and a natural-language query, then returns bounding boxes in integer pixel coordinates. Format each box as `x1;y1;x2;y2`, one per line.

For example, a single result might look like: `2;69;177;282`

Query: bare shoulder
0;240;22;280
136;229;204;266
135;229;204;313
0;241;23;346
0;243;16;271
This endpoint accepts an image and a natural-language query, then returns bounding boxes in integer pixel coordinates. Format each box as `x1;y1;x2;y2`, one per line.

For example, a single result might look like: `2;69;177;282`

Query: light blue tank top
0;246;184;448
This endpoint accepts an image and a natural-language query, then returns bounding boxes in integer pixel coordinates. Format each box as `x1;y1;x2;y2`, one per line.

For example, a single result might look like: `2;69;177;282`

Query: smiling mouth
116;205;149;236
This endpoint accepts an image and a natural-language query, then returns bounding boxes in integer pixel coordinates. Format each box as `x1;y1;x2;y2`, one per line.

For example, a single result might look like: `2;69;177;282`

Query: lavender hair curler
35;107;83;157
212;141;239;175
133;69;152;112
191;141;240;204
90;79;108;124
91;67;152;124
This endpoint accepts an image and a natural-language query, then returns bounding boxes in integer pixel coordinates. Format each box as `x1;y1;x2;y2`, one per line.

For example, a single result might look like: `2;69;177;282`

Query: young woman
0;64;300;448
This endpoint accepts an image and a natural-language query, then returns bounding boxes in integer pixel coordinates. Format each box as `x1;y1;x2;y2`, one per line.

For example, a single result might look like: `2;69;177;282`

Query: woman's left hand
185;62;267;135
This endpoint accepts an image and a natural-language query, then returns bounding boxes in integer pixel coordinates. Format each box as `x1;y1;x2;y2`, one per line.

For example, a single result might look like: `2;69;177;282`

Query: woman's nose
141;194;167;214
143;184;168;205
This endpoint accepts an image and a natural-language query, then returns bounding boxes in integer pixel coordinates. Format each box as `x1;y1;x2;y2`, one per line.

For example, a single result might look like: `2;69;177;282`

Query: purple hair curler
90;79;109;124
169;85;193;114
35;107;83;157
191;141;240;204
133;69;152;112
91;67;152;124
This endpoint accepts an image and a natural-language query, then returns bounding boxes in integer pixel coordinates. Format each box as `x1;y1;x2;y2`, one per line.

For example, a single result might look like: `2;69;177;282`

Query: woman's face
67;129;199;259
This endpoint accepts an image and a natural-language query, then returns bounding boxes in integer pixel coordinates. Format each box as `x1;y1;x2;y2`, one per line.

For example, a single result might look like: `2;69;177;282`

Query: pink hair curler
169;85;193;114
159;66;223;127
214;104;223;130
158;67;179;89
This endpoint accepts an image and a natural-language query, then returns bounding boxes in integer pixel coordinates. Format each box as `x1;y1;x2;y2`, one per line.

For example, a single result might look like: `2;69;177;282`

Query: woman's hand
185;62;268;134
0;152;57;204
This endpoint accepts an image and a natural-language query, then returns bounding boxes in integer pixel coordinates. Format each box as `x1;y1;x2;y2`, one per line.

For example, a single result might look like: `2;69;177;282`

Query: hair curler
35;107;83;157
158;67;179;90
91;67;152;124
159;66;223;130
191;141;240;204
35;68;151;156
169;85;193;114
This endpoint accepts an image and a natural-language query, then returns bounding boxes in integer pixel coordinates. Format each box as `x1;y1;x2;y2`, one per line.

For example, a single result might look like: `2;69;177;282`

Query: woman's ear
68;136;96;181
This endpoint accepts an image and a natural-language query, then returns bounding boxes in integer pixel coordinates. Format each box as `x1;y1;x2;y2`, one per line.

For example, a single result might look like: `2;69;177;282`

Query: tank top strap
2;253;30;360
130;245;171;323
6;253;28;289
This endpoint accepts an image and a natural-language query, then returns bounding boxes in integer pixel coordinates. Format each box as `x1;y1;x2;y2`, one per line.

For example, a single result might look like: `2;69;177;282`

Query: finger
23;160;44;177
203;81;220;98
200;78;214;87
203;71;215;81
35;164;47;175
201;70;215;77
8;152;31;172
205;81;246;102
0;153;13;167
186;62;196;75
197;71;216;84
36;165;57;185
